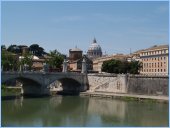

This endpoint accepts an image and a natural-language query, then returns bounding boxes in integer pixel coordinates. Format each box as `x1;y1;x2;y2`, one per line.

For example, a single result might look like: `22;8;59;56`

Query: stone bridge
1;71;89;96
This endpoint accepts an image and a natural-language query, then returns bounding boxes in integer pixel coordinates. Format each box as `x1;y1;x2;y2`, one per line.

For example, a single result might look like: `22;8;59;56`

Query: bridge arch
49;77;83;94
2;76;42;96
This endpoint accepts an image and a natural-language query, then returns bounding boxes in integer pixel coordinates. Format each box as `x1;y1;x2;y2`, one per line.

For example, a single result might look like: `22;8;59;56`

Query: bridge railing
1;71;86;75
2;71;168;78
87;72;169;78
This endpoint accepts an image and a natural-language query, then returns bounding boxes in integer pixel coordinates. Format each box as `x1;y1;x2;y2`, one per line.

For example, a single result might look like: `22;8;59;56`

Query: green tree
129;61;142;74
29;44;45;56
46;50;65;71
29;44;39;55
2;50;19;71
101;59;142;74
1;45;6;50
19;53;33;70
7;45;21;54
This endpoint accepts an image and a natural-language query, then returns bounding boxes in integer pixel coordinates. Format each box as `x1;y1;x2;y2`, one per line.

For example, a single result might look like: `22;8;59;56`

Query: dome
88;38;102;51
88;43;102;51
87;38;102;59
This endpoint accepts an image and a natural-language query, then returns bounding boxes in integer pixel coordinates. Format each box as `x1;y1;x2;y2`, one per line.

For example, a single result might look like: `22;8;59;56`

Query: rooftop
69;46;82;52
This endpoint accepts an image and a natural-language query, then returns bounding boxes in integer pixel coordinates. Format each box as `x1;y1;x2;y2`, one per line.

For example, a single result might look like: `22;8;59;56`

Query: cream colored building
93;54;127;73
140;45;169;75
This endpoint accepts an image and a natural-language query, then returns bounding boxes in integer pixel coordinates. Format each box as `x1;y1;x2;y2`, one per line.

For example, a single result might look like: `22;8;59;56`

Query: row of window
141;49;167;56
142;69;166;72
143;62;166;68
142;56;166;61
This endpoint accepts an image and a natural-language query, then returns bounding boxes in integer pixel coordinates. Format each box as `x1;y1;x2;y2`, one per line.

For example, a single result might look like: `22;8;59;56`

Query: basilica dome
87;38;102;59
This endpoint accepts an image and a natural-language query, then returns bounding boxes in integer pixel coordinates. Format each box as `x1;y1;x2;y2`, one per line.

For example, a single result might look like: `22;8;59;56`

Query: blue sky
1;1;169;55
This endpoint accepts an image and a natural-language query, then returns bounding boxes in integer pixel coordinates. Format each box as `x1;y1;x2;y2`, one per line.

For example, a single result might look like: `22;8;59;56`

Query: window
161;69;162;72
158;69;159;72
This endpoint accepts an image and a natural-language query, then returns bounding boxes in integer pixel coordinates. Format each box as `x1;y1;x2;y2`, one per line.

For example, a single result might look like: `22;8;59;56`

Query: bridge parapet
2;71;88;96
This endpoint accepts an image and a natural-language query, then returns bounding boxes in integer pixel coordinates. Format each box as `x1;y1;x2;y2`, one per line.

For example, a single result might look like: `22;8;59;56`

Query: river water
1;95;168;127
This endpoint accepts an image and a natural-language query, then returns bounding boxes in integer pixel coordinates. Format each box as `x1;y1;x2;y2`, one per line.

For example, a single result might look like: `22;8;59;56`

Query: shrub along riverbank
1;85;21;96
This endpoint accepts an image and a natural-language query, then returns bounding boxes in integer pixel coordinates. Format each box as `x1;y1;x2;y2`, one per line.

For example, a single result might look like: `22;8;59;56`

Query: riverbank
1;86;21;96
80;91;169;103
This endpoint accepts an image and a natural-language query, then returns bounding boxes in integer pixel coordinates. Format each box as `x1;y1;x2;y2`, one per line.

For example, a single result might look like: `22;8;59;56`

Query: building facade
139;45;169;75
69;47;83;61
93;54;128;73
68;47;93;72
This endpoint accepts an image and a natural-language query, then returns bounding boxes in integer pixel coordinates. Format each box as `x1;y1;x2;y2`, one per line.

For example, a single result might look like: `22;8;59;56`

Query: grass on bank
1;84;21;96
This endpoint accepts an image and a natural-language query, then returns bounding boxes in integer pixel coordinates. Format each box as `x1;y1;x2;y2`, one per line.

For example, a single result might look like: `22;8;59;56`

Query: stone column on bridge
81;57;87;73
23;64;28;71
43;63;49;72
19;65;22;72
62;59;68;73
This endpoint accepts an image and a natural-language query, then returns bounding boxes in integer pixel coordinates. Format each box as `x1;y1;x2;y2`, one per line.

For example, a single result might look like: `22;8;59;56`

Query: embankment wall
87;74;168;96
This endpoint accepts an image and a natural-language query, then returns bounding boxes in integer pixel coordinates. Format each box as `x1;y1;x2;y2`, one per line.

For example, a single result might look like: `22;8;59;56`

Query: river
1;95;168;127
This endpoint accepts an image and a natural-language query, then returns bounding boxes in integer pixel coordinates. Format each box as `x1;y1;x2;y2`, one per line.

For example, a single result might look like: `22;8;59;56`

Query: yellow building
140;45;169;75
93;54;127;73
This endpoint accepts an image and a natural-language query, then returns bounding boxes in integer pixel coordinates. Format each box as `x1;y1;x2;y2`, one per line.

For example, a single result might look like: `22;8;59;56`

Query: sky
1;1;169;56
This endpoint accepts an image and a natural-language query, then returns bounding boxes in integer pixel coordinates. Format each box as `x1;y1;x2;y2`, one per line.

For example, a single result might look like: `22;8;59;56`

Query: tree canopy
1;50;19;71
102;59;142;74
29;44;45;56
19;53;33;70
46;50;65;71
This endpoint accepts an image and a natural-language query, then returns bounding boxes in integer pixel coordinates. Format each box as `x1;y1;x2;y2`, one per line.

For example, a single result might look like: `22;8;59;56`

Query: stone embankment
86;73;168;102
80;91;168;103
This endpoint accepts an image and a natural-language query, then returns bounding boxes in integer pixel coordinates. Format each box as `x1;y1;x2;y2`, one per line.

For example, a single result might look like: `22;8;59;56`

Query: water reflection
2;96;168;127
